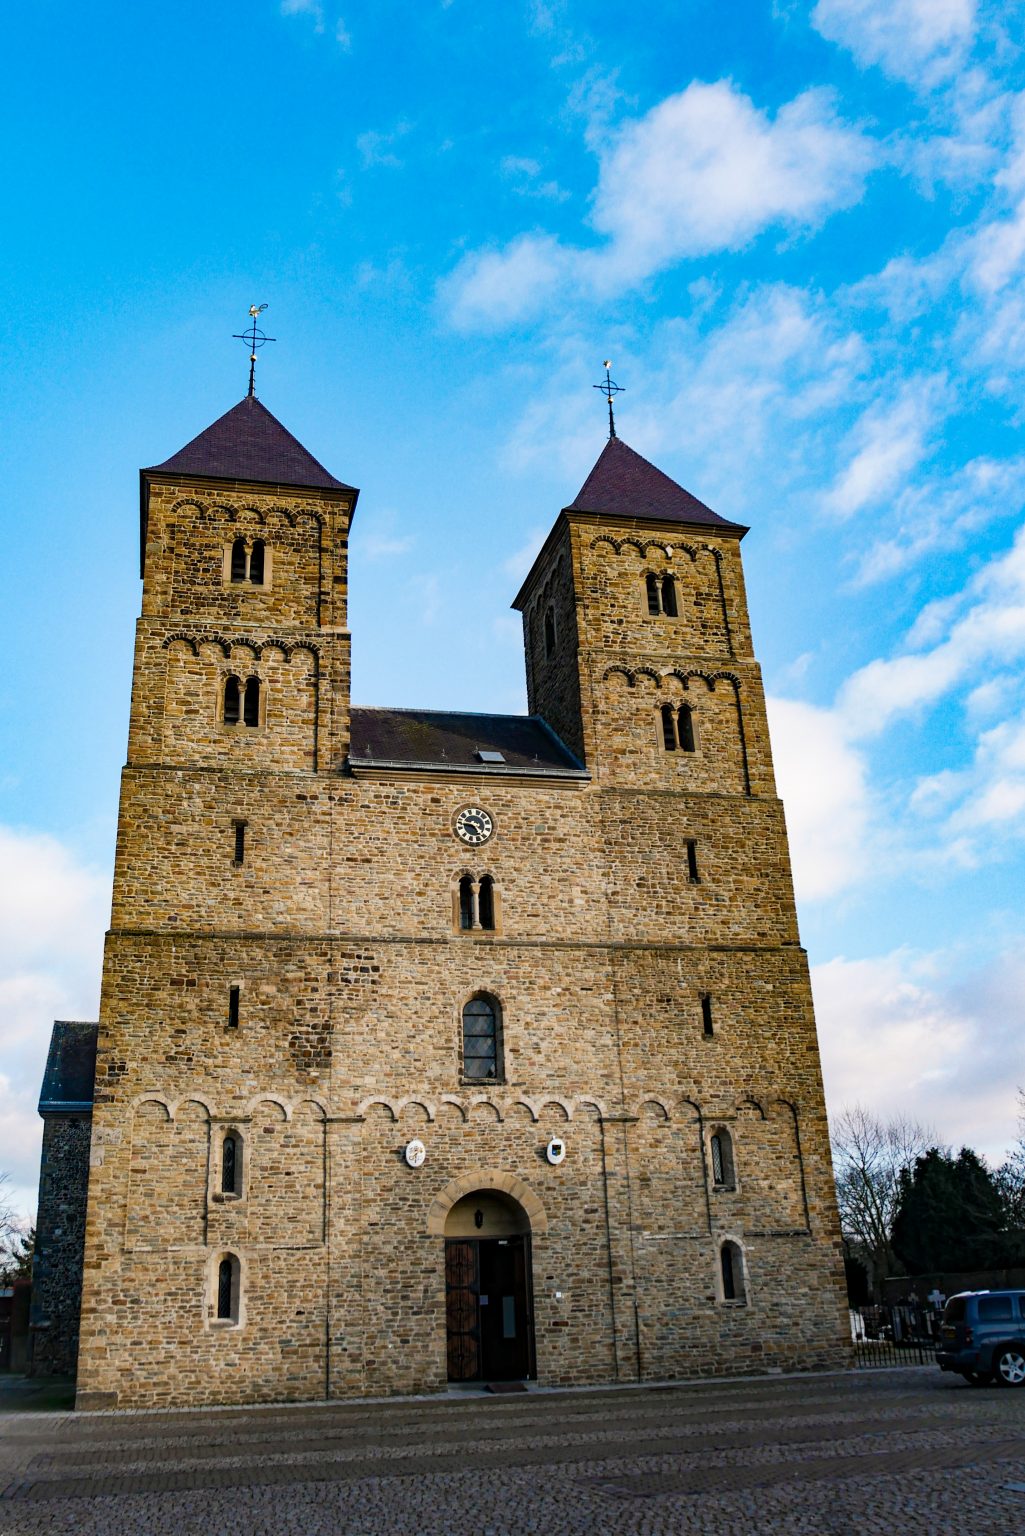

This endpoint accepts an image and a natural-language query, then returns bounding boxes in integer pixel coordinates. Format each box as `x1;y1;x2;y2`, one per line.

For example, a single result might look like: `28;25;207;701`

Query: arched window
720;1241;745;1303
223;675;241;725
249;540;265;585
462;995;501;1081
230;538;247;582
221;1132;241;1196
661;575;678;617
660;704;677;752
216;1253;240;1321
645;573;660;616
544;607;556;658
478;875;495;931
458;875;474;931
678;703;696;752
710;1128;736;1189
243;677;260;728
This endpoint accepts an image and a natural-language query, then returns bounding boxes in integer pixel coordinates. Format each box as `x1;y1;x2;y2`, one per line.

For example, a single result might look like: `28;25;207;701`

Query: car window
1018;1296;1025;1321
943;1298;966;1323
978;1296;1013;1322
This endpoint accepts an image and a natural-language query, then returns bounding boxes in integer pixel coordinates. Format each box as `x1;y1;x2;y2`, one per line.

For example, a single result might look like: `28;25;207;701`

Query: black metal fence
850;1303;939;1368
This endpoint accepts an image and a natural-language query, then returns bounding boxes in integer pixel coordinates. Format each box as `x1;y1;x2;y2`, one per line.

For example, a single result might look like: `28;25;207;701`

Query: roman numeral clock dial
453;806;494;846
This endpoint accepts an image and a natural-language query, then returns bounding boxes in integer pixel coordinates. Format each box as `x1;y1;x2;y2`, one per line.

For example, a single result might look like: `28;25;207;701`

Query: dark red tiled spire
567;436;743;531
146;395;353;491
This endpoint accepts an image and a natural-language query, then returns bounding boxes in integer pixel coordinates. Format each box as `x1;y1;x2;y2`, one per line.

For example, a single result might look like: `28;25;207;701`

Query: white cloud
357;122;411;170
825;378;945;521
335;18;352;49
281;0;324;31
500;156;569;202
852;455;1025;584
838;521;1025;737
812;942;1025;1163
0;827;108;1218
812;0;976;86
766;696;874;901
442;81;875;329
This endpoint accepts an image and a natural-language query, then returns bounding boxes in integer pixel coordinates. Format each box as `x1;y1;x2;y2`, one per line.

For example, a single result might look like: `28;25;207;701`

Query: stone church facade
61;392;847;1409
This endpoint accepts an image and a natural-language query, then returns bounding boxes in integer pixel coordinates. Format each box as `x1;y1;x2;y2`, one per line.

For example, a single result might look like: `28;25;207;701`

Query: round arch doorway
444;1190;536;1383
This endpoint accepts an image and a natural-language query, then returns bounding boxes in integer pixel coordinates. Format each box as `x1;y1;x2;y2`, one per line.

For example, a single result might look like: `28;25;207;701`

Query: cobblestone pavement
2;1367;1024;1534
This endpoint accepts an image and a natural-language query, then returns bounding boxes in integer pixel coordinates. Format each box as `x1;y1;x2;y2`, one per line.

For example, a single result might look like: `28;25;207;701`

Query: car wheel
994;1347;1025;1387
959;1370;992;1386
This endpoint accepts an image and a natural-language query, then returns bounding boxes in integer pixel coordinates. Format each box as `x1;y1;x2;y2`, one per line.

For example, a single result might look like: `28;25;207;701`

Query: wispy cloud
441;81;876;330
811;0;977;87
0;827;109;1217
500;155;569;202
357;121;412;170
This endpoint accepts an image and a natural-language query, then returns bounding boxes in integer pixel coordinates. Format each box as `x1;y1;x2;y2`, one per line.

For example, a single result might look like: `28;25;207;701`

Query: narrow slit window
243;677;260;728
478;875;495;931
544;608;556;658
645;573;661;616
228;985;240;1029
686;838;700;883
221;1132;241;1195
230;538;247;583
462;995;500;1081
660;704;677;751
701;994;714;1037
458;875;474;931
710;1128;735;1188
248;540;265;585
216;1254;240;1321
233;821;246;864
223;676;241;725
720;1241;745;1303
661;575;678;617
678;703;696;752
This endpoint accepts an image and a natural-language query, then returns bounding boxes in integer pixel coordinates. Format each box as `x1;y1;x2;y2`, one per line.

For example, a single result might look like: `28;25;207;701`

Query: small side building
30;1021;97;1377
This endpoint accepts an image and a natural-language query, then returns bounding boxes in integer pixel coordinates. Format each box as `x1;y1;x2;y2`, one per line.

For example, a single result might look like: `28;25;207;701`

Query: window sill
211;1192;243;1204
453;929;502;939
711;1183;737;1194
208;1318;242;1330
459;1078;506;1089
720;1299;747;1309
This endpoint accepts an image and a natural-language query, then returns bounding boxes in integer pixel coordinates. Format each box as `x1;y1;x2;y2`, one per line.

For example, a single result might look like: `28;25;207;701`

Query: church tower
71;387;847;1411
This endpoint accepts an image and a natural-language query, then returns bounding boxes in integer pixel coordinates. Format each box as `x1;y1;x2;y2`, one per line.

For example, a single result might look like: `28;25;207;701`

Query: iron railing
850;1303;938;1368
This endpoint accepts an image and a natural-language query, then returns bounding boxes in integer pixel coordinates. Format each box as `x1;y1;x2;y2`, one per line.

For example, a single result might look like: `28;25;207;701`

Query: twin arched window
230;538;266;585
224;676;260;727
646;573;678;617
660;702;695;753
458;874;496;932
462;994;501;1081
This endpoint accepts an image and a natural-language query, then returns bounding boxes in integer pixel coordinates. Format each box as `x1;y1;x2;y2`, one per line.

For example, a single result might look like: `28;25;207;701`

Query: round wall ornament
404;1139;427;1169
546;1138;566;1165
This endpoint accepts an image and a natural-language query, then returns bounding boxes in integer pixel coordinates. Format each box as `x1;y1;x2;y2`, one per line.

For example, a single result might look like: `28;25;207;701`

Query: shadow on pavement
0;1376;75;1413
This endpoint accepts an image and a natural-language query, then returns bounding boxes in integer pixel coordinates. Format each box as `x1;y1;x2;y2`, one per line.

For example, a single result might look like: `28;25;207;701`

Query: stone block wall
30;1115;92;1377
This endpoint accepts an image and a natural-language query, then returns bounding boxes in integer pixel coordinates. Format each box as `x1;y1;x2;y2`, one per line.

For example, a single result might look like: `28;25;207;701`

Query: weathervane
233;304;276;398
593;360;624;439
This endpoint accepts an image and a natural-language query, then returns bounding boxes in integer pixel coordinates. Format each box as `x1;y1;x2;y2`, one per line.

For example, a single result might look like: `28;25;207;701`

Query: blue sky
3;0;1025;1214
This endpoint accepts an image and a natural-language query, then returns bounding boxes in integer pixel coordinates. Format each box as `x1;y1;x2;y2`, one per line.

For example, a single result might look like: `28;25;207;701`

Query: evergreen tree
891;1148;1007;1274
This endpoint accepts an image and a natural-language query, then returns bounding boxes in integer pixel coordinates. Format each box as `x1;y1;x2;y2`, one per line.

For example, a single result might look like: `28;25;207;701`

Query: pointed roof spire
566;437;744;532
145;396;354;492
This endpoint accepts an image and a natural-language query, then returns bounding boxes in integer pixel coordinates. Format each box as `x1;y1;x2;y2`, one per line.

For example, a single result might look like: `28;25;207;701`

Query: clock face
454;806;494;846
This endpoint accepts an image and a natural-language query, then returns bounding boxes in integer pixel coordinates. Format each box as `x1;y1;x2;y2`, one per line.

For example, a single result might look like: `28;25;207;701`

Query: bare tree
830;1105;937;1283
994;1088;1025;1233
0;1173;32;1284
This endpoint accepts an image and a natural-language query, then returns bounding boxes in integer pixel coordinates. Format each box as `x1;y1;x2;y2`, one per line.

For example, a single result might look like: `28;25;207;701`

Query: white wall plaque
404;1139;426;1169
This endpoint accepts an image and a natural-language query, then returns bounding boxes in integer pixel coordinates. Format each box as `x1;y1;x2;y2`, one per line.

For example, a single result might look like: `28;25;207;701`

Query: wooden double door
445;1236;535;1382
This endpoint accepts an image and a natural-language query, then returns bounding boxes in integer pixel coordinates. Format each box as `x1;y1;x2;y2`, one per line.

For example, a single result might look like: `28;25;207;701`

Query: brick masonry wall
74;464;849;1410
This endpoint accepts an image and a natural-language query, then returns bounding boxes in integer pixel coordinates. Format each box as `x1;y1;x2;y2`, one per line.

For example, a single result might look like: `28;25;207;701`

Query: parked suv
937;1290;1025;1386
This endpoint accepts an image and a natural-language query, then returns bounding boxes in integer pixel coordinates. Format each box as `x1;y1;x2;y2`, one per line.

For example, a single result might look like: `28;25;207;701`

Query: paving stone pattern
2;1368;1024;1534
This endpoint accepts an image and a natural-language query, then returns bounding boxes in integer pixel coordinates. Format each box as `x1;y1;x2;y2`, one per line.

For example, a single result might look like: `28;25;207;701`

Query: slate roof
38;1021;98;1115
349;707;586;777
567;436;744;532
144;396;354;492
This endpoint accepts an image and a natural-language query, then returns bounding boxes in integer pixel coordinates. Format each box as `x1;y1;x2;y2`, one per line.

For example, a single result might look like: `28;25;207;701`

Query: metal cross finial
233;304;276;398
593;359;624;439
